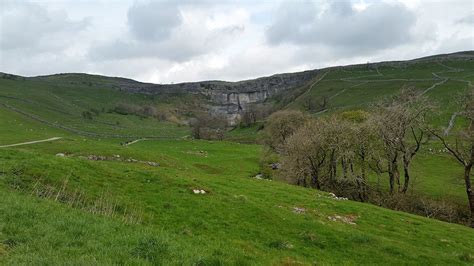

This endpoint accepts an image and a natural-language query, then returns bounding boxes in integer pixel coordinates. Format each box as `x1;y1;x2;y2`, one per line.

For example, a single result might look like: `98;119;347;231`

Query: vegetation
265;88;474;226
0;54;474;263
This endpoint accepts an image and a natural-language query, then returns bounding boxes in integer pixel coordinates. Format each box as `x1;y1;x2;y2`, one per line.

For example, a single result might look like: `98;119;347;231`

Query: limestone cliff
111;69;319;124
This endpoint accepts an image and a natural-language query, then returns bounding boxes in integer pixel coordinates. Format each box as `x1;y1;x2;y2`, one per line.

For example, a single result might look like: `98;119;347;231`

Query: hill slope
1;51;474;264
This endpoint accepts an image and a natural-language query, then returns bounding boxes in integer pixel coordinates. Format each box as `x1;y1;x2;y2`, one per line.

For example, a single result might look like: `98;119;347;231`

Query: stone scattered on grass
192;189;206;194
56;153;66;157
327;214;358;225
80;154;160;167
292;207;306;214
328;192;348;201
253;174;272;181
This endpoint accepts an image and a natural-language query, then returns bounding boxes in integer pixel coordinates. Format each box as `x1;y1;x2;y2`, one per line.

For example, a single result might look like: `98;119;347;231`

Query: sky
0;0;473;84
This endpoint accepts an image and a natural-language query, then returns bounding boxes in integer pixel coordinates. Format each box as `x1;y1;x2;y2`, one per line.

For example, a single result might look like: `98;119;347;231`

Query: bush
190;112;227;140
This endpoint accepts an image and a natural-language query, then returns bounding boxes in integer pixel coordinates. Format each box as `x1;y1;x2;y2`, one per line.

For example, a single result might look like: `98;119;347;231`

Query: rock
56;153;65;157
108;69;319;124
192;189;206;194
270;163;281;170
292;207;306;214
254;174;263;179
327;214;358;225
327;192;348;201
146;161;160;167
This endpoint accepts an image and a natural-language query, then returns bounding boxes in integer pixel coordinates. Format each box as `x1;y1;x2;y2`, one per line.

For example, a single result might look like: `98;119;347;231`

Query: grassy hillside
1;53;474;264
0;74;192;138
1;108;473;264
283;56;474;128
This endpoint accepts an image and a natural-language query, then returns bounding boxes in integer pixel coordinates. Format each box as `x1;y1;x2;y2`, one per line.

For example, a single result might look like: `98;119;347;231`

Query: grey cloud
0;1;89;54
89;1;245;62
266;1;416;54
127;1;182;42
90;38;208;62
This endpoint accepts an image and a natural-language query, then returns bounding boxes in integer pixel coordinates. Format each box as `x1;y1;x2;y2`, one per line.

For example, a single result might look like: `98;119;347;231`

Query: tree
372;88;432;193
240;104;272;127
190;112;228;140
263;110;308;153
339;111;374;201
432;90;474;227
282;120;328;188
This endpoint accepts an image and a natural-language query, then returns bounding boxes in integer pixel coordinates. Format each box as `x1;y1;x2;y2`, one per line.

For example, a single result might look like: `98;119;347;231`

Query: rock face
111;69;320;124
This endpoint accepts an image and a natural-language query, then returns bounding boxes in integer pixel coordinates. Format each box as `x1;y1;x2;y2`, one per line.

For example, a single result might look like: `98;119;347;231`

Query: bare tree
281;120;327;188
263;110;308;153
190;112;228;140
432;90;474;227
372;88;433;193
240;104;273;127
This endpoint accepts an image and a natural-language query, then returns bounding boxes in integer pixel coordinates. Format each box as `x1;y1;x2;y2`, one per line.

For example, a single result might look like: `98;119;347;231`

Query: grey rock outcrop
111;69;319;124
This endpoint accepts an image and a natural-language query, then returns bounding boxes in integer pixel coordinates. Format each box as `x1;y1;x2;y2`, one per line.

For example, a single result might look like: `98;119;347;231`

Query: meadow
1;55;474;264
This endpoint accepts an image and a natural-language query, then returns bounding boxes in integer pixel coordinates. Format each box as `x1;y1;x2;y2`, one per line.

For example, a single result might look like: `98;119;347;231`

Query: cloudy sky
1;0;473;84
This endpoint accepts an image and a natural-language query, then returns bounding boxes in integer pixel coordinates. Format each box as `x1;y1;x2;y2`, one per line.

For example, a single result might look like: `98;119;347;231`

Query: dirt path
421;73;448;95
123;138;148;146
0;137;63;148
282;71;330;110
444;112;458;136
305;71;330;96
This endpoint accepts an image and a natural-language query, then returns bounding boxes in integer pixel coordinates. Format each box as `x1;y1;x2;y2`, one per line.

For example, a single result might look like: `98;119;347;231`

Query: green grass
1;140;474;264
0;77;191;138
287;59;473;127
1;55;474;264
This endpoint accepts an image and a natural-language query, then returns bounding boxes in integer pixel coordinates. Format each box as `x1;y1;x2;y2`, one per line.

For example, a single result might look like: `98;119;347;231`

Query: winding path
444;112;458;136
283;71;330;110
421;73;448;95
0;137;62;148
123;138;148;146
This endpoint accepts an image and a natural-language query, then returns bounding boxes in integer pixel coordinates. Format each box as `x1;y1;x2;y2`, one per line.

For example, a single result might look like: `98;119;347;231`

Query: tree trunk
388;171;395;194
342;159;347;178
311;168;321;190
464;164;474;227
394;166;400;191
329;150;337;180
402;155;410;193
297;176;307;187
388;157;399;194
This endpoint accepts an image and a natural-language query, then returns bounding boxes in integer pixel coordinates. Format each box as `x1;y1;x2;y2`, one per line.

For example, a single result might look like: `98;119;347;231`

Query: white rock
200;190;206;194
56;153;65;157
193;189;201;194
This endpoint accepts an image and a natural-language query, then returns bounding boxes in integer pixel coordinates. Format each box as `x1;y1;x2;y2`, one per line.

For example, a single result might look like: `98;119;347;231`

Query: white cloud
0;0;89;54
0;0;472;83
88;2;246;62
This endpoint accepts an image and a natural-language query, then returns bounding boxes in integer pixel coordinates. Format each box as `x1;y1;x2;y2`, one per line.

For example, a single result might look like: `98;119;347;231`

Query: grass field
1;54;474;264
